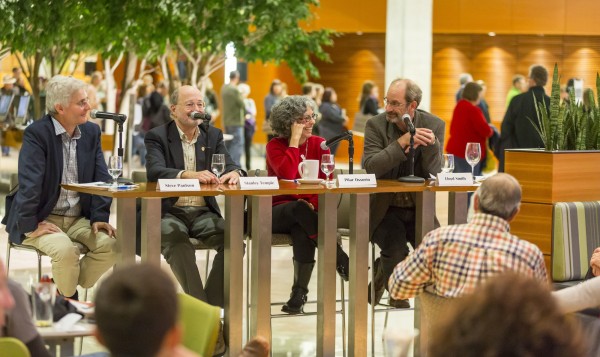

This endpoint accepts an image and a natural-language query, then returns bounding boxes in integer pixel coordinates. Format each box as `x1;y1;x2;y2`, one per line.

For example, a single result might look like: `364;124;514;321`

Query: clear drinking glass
321;154;335;185
211;154;225;179
442;154;454;173
465;142;481;178
108;156;123;189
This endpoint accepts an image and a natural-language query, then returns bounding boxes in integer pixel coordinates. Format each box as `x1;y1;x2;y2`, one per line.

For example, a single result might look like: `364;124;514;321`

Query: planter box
505;149;600;204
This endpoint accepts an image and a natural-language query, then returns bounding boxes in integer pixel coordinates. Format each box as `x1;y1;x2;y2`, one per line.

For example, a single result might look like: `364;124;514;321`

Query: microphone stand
348;136;354;174
200;118;212;169
398;128;425;183
116;120;133;184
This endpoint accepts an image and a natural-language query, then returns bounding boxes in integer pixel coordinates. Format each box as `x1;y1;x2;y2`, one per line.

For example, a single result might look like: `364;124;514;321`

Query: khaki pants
22;215;117;296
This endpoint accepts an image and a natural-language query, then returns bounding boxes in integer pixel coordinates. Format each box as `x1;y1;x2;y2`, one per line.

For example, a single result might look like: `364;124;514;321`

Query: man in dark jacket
3;75;116;298
498;65;550;171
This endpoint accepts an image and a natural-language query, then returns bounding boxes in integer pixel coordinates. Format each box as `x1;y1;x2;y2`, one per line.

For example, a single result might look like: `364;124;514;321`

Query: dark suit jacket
3;115;112;244
363;110;445;237
144;120;242;217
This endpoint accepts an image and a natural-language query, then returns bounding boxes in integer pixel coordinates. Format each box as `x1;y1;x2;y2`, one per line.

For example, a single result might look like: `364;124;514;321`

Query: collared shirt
389;213;548;299
175;124;206;207
50;118;82;217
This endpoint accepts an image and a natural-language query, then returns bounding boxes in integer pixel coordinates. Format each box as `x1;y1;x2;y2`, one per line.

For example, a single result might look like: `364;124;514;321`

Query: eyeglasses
296;113;317;124
74;98;90;108
383;97;406;108
183;101;206;110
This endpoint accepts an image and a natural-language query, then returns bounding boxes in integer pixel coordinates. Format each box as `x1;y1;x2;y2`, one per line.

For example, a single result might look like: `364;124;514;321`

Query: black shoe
368;258;385;306
281;287;307;314
212;323;227;356
336;245;349;282
389;297;410;309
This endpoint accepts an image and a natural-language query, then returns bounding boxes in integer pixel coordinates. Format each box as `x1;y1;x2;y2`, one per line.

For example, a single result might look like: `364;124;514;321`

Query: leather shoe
389;297;410;309
336;244;350;282
368;258;386;305
213;323;227;356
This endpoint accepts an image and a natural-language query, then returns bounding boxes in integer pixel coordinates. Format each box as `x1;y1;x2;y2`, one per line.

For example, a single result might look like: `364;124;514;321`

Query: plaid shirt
50;118;82;217
175;125;206;207
389;213;548;299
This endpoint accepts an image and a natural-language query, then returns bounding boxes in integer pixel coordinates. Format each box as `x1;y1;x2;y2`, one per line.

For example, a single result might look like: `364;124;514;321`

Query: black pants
371;206;416;275
244;125;255;171
272;201;318;263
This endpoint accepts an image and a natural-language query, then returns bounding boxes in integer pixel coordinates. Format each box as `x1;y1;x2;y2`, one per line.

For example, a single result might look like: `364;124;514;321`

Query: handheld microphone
320;131;353;150
402;114;415;134
90;110;127;124
190;111;212;121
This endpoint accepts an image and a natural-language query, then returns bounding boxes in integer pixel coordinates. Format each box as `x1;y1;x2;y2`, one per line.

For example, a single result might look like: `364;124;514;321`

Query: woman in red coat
446;82;493;176
266;95;349;314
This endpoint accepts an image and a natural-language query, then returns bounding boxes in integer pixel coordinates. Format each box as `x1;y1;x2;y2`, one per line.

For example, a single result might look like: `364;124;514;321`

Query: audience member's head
321;87;336;103
429;273;585;357
269;79;282;96
229;70;240;84
458;73;473;86
529;65;549;87
269;95;316;139
0;260;15;328
461;82;482;103
512;74;526;92
94;264;179;357
238;83;251;98
302;82;316;98
474;173;521;222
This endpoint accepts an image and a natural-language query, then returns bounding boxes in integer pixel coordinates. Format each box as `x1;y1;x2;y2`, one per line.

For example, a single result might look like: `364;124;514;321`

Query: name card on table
437;173;473;186
157;179;201;191
239;177;279;190
337;174;377;187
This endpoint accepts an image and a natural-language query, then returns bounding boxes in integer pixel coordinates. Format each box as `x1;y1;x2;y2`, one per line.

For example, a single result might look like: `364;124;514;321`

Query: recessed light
488;32;496;37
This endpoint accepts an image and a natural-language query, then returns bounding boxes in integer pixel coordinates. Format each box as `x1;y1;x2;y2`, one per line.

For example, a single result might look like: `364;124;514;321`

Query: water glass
211;154;225;179
465;142;481;178
442;154;454;173
108;156;123;189
320;154;335;185
31;281;57;327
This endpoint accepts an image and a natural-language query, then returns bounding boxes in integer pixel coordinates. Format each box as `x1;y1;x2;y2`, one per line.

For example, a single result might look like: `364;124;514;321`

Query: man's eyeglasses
296;113;317;124
183;101;206;110
75;98;90;108
383;97;406;108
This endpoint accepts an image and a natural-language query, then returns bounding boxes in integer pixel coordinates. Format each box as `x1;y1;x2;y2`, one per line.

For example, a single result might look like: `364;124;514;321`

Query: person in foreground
2;75;116;298
0;259;52;356
389;173;548;301
145;85;245;306
429;273;584;357
92;263;270;357
266;95;350;314
363;78;444;308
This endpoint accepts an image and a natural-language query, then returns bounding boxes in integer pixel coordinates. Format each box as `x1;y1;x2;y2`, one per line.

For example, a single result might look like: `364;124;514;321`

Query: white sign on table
337;174;377;187
239;177;279;190
437;173;473;186
157;179;201;191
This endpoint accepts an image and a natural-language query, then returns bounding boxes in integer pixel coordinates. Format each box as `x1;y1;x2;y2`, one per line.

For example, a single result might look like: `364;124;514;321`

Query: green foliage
532;64;600;151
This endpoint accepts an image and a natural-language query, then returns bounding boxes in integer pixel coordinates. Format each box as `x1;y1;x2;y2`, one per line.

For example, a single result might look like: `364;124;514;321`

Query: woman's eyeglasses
296;113;317;124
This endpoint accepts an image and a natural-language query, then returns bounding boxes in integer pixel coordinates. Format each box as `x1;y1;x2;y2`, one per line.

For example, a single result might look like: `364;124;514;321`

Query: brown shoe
368;258;386;305
389;297;410;309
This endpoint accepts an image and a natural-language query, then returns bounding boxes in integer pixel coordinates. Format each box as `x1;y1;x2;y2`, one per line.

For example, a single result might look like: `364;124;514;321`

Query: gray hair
170;87;180;106
475;173;522;221
45;75;88;115
270;95;316;138
389;78;423;107
459;73;473;85
238;83;251;96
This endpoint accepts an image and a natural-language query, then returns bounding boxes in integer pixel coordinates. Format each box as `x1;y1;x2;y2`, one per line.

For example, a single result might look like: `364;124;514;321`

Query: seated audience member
389;173;547;300
267;95;349;314
429;273;585;357
2;75;117;299
92;263;269;357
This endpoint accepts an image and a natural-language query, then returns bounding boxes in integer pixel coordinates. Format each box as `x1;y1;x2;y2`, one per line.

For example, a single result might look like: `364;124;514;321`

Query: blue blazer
3;115;112;244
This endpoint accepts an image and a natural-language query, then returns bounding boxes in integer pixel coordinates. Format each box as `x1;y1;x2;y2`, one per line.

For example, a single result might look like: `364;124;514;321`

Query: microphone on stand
90;110;127;124
190;111;212;121
320;131;353;150
398;114;425;183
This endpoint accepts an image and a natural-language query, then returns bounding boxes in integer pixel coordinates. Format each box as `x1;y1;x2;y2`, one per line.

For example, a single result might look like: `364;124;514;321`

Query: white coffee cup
298;159;319;179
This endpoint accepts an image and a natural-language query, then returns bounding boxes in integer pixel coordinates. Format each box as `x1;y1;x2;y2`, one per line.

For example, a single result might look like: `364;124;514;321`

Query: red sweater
446;99;493;159
266;136;330;210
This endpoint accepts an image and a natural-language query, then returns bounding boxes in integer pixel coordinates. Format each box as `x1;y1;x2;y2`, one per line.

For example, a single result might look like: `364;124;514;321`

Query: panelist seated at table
388;173;548;302
266;95;350;314
0;259;52;357
363;78;444;308
145;85;245;308
2;75;117;299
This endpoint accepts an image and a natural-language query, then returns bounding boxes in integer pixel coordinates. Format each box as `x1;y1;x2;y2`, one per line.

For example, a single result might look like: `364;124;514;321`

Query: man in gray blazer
363;78;444;308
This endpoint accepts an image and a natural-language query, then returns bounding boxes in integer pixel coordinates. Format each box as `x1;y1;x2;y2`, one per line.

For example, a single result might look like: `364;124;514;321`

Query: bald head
475;173;522;221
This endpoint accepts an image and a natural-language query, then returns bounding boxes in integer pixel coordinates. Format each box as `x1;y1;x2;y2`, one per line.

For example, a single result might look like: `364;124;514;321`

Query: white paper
157;179;201;191
437;173;473;186
239;177;279;189
337;174;377;187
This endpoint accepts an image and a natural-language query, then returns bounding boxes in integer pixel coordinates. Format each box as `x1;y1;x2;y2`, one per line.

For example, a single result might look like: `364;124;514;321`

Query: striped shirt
50;118;82;217
175;125;206;207
389;213;548;299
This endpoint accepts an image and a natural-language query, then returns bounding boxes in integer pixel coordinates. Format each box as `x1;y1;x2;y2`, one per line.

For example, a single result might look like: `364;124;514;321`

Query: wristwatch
235;169;246;177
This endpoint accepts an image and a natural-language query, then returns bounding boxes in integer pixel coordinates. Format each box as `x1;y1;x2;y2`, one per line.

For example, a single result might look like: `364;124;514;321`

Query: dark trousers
244;125;255;171
161;206;225;307
371;206;416;278
272;201;318;263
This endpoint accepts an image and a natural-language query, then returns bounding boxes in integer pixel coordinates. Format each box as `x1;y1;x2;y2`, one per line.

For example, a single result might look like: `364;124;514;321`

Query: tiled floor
0;148;454;356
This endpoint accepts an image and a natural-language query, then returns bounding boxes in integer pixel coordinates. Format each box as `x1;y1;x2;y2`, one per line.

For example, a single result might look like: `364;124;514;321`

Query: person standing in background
359;80;380;115
263;79;283;142
318;87;348;155
455;73;473;102
239;83;257;171
221;71;245;167
1;75;19;156
505;74;527;108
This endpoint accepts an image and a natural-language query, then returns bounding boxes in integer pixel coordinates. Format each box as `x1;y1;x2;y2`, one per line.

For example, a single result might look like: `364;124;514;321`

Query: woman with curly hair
266;95;350;314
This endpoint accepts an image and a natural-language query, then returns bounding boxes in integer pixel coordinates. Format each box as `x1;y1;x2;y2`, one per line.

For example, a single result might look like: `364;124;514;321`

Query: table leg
348;193;369;357
448;191;468;225
250;196;272;341
141;198;162;265
116;197;137;267
317;192;339;357
224;195;244;356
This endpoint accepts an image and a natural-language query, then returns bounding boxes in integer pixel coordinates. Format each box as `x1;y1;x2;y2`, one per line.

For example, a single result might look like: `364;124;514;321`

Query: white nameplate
157;179;201;191
338;174;377;187
239;177;279;190
437;173;473;186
